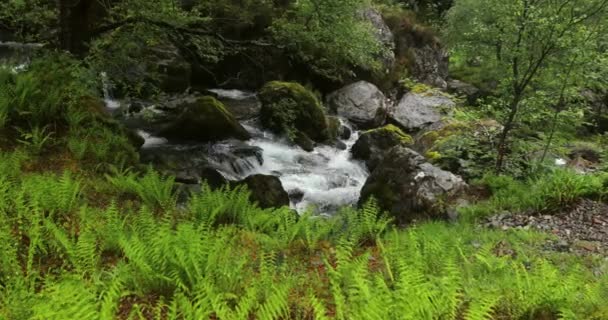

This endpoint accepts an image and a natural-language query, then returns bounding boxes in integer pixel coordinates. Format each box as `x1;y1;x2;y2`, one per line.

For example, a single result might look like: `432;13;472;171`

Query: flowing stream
131;88;370;213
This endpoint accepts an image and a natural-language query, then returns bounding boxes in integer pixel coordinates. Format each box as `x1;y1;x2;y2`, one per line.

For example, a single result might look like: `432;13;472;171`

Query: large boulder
152;43;192;93
387;15;449;89
207;89;262;120
408;44;449;90
326;81;388;129
160;96;250;142
259;81;330;150
231;174;290;209
361;9;396;72
390;89;456;132
359;146;466;224
352;124;413;171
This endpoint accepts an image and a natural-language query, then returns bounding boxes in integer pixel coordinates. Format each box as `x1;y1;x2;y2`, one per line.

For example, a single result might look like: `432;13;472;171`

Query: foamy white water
234;120;368;213
101;72;120;109
138;130;168;148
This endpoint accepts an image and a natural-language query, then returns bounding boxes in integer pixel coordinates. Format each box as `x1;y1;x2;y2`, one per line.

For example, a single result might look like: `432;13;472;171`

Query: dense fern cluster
1;163;607;319
0;55;139;169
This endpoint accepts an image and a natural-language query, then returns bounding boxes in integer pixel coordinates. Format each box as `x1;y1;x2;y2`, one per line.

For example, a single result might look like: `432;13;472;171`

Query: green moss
366;124;414;145
259;81;330;147
425;151;442;161
326;116;341;141
419;121;471;150
161;96;250;142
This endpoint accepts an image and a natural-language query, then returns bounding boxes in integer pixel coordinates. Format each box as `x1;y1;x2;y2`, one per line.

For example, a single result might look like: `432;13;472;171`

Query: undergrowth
461;169;608;221
0;164;607;320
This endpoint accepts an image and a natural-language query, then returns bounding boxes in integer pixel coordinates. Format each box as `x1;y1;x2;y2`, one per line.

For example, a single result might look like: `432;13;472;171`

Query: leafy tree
271;0;384;82
446;0;608;171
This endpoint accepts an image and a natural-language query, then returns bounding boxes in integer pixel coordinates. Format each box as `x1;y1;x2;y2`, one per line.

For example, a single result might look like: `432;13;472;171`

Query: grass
460;169;608;221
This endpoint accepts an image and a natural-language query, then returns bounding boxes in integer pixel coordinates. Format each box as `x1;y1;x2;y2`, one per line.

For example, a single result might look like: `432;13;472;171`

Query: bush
462;169;607;220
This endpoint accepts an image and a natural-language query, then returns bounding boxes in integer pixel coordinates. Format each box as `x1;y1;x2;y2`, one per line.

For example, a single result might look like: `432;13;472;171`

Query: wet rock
160;96;250;142
326;81;388;129
199;167;228;188
352;124;413;171
231;174;290;209
207;89;261;120
339;125;352;140
390;89;456;132
207;142;264;178
288;188;305;204
335;140;348;150
139;145;224;186
359;146;467;224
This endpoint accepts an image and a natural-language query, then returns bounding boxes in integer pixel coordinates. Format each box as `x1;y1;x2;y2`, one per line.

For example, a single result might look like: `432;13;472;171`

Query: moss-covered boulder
160;96;250;142
352;124;413;171
259;81;330;150
231;174;290;209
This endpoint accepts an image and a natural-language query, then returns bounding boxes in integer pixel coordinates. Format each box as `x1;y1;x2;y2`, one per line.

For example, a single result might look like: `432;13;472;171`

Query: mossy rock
352;124;414;171
359;146;466;224
417;121;472;152
326;116;342;141
259;81;330;149
160;96;250;142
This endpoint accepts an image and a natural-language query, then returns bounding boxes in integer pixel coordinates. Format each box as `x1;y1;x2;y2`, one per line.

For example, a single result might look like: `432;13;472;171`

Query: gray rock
207;89;262;120
327;81;388;129
390;90;456;132
150;43;192;93
447;79;480;103
361;8;395;72
394;30;449;89
352;125;413;171
359;146;466;224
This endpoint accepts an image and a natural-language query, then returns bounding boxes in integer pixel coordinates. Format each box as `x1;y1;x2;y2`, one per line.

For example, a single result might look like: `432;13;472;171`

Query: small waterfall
100;72;120;110
240;120;368;213
137;130;168;148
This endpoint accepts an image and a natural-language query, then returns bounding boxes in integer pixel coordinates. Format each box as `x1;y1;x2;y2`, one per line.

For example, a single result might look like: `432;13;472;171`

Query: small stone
574;241;599;252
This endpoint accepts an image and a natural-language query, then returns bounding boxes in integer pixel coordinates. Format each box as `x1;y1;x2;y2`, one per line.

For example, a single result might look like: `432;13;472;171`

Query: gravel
484;199;608;255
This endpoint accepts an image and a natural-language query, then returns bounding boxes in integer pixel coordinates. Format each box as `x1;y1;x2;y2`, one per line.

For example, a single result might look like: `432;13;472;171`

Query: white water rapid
106;85;370;214
239;120;368;213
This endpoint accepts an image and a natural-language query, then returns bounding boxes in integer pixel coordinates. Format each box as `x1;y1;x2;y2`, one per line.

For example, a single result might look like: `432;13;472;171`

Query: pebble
484;199;608;255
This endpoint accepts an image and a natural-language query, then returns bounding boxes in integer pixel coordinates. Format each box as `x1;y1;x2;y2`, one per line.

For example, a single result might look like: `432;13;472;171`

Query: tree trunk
495;94;522;172
57;0;108;55
57;0;71;52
